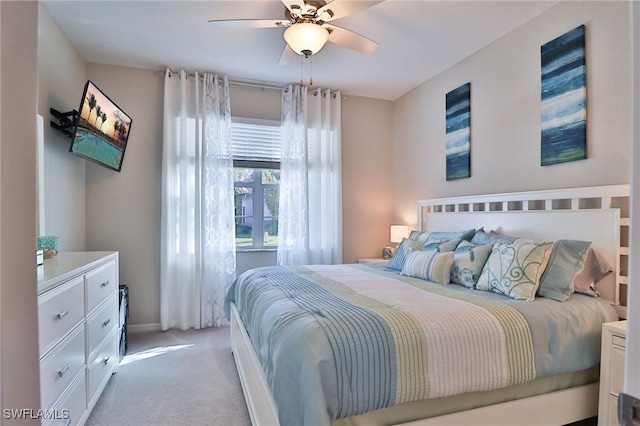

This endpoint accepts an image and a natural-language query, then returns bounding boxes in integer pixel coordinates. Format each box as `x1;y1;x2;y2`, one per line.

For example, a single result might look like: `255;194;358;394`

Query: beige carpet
86;327;251;426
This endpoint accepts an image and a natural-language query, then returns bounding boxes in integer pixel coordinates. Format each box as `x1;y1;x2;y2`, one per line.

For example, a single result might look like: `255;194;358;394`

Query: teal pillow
426;228;475;243
388;238;424;271
401;249;455;284
471;230;518;245
476;239;554;301
450;241;493;288
538;240;591;302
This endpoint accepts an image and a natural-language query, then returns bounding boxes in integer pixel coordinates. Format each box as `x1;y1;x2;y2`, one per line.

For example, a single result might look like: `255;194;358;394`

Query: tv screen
70;80;132;172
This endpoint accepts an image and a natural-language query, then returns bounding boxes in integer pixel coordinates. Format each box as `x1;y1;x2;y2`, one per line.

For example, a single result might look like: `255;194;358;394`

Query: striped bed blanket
225;264;616;426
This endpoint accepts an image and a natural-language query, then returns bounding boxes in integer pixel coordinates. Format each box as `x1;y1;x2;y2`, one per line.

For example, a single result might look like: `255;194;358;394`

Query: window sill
236;248;277;253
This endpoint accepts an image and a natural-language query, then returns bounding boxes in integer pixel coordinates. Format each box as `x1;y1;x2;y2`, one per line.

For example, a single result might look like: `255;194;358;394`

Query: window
232;118;281;249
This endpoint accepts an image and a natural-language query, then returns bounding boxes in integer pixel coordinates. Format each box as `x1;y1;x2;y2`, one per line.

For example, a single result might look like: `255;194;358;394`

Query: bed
225;185;629;426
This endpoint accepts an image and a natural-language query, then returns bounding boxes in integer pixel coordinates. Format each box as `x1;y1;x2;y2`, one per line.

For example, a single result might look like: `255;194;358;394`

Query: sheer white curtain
278;85;309;265
278;85;342;265
161;69;236;330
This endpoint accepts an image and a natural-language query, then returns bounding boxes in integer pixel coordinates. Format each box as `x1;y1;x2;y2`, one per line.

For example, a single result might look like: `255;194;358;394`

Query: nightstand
358;258;388;264
598;320;626;426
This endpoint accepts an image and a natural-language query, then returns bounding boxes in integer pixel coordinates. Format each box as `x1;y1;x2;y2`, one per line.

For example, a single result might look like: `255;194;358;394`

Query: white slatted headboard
417;185;630;318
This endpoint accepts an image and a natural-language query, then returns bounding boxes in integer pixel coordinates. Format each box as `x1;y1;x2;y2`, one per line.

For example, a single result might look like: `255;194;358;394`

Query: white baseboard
127;323;162;333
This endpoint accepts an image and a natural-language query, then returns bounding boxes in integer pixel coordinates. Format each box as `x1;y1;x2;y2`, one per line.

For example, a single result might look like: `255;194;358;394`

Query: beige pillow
573;248;612;297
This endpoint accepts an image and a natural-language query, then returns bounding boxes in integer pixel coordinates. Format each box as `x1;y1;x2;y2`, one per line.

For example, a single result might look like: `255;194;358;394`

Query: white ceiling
42;0;559;101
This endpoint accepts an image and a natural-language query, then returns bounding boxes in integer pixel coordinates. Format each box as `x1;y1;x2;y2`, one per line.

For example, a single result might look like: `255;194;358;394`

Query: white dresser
598;320;626;426
37;252;120;426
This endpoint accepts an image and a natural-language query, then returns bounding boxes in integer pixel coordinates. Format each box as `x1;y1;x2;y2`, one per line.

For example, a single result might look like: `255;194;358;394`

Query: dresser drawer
610;345;625;396
40;324;85;410
86;297;118;359
612;334;626;349
44;369;87;426
38;277;85;357
608;395;620;426
86;260;117;313
87;332;118;404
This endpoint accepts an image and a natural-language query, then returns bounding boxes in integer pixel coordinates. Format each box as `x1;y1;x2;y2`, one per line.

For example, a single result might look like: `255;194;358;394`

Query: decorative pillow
409;230;431;243
538;240;591;302
476;238;554;301
401;249;455;284
471;230;518;245
450;241;493;288
573;248;613;297
426;228;475;243
423;238;461;253
388;238;424;271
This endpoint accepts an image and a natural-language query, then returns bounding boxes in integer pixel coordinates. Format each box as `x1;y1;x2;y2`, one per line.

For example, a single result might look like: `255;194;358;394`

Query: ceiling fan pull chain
300;59;304;86
309;59;314;86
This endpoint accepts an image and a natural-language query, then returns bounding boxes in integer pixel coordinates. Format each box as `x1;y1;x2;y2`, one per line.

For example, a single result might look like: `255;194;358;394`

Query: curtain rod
163;69;285;91
161;69;347;98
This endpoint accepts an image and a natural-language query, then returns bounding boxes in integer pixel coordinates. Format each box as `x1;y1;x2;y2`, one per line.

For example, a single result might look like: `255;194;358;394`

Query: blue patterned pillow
476;239;554;301
450;241;493;288
401;249;455;284
538;240;591;302
388;238;424;270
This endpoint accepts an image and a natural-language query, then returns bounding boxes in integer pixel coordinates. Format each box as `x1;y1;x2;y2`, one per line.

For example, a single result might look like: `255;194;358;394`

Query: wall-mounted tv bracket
50;108;78;139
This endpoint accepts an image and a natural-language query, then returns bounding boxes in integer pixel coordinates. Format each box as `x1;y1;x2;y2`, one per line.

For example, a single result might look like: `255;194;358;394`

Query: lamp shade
284;23;329;57
390;225;409;244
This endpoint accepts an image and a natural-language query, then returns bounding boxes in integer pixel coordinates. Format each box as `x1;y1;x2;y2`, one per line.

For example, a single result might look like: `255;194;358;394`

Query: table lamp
387;225;409;257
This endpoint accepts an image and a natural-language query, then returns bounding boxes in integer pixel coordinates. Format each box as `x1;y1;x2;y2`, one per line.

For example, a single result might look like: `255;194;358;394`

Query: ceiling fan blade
325;24;378;54
279;44;300;66
317;0;384;22
208;19;288;29
281;0;307;15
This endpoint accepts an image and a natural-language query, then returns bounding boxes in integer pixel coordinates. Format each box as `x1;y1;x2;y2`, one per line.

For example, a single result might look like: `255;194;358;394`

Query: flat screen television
70;80;132;172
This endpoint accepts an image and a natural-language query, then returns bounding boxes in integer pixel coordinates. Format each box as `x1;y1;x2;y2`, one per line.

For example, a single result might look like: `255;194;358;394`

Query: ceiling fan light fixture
284;23;329;57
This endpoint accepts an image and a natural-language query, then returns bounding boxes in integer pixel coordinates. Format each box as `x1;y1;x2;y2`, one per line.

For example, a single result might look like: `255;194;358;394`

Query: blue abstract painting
446;83;471;181
541;25;586;166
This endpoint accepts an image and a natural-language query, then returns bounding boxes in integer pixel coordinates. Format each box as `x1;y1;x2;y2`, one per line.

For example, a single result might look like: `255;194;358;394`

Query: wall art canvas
445;82;471;181
540;24;586;166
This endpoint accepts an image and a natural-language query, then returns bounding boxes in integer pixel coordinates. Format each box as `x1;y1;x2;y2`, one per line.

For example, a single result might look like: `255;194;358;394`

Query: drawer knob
58;363;70;378
100;280;110;288
57;310;69;320
102;318;111;328
102;356;110;366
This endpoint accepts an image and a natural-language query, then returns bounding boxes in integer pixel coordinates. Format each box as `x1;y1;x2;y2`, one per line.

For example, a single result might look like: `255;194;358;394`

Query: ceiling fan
208;0;384;64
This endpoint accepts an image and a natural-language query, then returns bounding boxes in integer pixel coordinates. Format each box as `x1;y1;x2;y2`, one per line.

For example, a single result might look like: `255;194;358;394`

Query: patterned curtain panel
160;69;236;330
278;85;343;265
278;85;309;265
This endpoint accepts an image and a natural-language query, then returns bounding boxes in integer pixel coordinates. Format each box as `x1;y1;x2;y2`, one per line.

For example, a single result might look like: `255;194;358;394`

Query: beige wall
1;1;40;421
392;1;631;228
342;95;394;262
84;64;163;329
37;5;87;251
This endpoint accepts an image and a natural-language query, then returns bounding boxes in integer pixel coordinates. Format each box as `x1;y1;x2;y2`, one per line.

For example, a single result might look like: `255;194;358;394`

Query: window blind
231;119;281;169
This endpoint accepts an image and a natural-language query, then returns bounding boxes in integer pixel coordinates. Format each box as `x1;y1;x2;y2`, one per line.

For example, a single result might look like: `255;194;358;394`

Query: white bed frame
230;184;630;426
